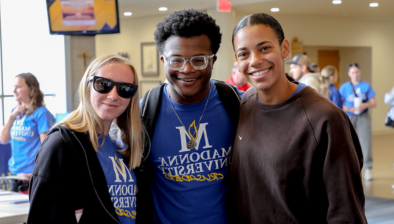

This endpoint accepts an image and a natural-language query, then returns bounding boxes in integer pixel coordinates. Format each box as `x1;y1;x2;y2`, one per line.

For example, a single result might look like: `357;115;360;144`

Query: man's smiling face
161;34;215;105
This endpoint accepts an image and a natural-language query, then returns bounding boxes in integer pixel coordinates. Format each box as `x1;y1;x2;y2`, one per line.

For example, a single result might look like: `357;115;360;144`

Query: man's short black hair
154;8;222;55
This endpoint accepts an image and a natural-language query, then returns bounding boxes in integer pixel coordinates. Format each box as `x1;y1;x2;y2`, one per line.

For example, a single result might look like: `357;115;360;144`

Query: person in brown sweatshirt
230;13;367;223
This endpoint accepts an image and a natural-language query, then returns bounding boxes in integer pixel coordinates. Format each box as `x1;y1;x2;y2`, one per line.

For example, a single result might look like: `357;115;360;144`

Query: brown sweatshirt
230;86;367;224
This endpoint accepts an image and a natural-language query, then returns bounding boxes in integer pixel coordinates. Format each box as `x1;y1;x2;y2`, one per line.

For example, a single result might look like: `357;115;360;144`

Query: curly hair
154;8;222;55
15;73;44;115
232;13;285;49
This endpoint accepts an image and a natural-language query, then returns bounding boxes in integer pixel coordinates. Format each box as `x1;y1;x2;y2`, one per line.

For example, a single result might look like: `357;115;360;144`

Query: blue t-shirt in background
329;84;343;109
147;80;243;224
339;81;375;116
8;106;55;174
96;135;136;224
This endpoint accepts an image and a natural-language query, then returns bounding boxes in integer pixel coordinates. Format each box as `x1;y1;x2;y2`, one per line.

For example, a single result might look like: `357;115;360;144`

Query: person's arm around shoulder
0;105;26;144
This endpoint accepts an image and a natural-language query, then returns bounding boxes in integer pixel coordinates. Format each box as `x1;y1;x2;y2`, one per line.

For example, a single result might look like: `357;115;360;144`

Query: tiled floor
363;134;394;199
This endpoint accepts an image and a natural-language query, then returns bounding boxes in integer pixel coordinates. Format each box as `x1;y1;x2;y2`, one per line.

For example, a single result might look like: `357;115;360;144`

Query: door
318;50;340;88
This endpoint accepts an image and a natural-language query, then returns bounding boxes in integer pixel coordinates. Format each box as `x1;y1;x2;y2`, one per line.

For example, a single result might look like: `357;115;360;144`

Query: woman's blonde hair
321;65;337;79
58;54;144;168
16;73;45;115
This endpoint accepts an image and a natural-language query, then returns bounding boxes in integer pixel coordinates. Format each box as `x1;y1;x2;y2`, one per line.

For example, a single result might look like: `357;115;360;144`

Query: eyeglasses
87;76;138;99
162;54;215;70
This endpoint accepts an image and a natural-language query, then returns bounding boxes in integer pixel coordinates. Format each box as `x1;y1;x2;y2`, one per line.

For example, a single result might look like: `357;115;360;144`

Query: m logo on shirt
176;122;212;152
108;155;135;183
14;115;26;126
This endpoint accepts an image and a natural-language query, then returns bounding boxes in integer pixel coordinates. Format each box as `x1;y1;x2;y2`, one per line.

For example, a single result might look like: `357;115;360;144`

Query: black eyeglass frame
161;54;215;70
87;76;138;99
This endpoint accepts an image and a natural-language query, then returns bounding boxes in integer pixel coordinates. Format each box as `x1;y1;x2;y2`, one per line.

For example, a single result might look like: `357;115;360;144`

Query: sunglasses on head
347;63;360;71
87;76;138;99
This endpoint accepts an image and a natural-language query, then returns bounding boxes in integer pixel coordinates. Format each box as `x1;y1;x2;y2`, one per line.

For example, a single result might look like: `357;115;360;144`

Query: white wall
96;15;167;85
96;12;394;135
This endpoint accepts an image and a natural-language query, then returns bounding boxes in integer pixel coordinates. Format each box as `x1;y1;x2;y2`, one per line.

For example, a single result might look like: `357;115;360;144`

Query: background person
287;54;329;98
0;72;55;192
340;63;376;181
28;54;143;224
321;65;342;109
310;62;320;73
225;61;250;91
231;13;366;223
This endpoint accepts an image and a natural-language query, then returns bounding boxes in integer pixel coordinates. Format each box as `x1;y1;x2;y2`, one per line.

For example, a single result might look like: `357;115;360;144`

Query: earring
285;54;290;61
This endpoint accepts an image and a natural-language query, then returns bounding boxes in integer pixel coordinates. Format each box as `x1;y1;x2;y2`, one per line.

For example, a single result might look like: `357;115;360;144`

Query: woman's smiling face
234;24;289;92
89;63;134;127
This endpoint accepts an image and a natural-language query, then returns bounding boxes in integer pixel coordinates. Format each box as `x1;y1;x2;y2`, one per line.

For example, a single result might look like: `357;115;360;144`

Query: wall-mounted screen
46;0;120;35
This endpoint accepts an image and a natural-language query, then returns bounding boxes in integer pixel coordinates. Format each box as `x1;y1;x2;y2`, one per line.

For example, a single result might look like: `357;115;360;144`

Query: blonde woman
321;65;342;109
28;55;144;224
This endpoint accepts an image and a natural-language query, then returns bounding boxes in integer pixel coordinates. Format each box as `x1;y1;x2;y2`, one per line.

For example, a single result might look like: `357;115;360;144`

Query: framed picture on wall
141;42;160;76
139;80;162;98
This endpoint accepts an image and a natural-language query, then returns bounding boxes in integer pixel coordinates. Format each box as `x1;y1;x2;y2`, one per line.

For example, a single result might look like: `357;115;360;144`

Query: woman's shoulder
302;89;346;117
39;126;70;152
31;106;53;116
40;126;87;153
32;106;55;120
34;126;87;178
33;106;52;114
360;80;373;88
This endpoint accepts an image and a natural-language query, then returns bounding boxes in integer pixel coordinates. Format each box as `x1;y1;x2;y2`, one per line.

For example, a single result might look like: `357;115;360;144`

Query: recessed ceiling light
332;0;342;4
271;8;280;12
369;3;379;7
159;7;168;11
124;12;132;16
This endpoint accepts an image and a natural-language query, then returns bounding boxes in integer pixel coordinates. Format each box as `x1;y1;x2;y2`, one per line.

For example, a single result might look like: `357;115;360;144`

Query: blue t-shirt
147;80;243;224
8;106;55;174
329;84;343;109
289;81;307;98
96;135;136;224
339;81;375;116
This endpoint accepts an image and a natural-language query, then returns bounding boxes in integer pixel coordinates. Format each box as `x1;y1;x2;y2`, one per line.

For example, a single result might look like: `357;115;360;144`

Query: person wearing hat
288;54;328;98
310;63;320;73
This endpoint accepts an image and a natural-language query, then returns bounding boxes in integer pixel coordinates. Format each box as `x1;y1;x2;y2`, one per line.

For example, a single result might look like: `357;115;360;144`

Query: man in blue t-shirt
136;9;243;224
339;63;376;181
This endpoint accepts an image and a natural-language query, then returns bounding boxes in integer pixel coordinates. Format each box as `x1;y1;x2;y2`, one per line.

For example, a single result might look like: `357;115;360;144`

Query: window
0;0;66;126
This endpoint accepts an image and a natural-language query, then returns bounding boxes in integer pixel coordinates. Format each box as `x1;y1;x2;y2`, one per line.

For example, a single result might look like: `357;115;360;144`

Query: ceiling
118;0;394;22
